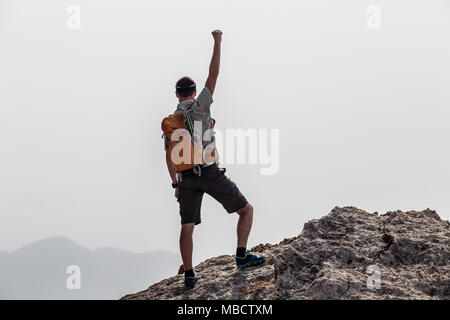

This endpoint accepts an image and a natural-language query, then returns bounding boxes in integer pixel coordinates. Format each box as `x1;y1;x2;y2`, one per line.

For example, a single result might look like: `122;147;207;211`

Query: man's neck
178;97;195;103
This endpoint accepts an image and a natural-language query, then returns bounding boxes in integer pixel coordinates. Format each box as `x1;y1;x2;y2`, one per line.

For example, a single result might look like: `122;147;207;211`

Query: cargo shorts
177;164;248;225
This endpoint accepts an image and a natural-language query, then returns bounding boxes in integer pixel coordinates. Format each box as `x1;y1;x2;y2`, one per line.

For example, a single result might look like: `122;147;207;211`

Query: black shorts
177;164;248;225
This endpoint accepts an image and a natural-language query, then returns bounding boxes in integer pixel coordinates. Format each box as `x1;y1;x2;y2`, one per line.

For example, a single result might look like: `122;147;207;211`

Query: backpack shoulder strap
186;101;195;111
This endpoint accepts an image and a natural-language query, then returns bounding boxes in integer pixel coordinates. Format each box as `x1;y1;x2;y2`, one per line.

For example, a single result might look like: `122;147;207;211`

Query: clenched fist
212;30;222;42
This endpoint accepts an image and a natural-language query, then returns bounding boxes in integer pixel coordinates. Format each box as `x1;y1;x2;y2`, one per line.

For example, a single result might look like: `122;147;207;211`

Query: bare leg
180;223;195;271
236;203;253;248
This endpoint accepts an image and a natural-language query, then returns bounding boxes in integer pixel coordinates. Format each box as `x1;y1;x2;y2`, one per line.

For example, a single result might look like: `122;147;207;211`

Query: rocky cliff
122;207;449;300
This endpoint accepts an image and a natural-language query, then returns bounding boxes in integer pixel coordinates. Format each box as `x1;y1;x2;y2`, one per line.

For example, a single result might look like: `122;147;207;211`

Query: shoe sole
184;276;200;289
185;282;197;289
237;257;266;269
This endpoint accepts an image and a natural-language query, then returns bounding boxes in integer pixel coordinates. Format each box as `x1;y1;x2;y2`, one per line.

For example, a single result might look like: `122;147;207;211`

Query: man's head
175;77;197;101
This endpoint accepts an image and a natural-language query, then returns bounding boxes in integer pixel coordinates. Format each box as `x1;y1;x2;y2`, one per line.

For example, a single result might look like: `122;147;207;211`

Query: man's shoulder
196;87;213;110
200;86;212;97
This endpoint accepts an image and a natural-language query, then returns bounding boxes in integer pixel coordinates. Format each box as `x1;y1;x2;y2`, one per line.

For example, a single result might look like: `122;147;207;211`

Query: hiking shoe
184;271;200;289
236;251;266;269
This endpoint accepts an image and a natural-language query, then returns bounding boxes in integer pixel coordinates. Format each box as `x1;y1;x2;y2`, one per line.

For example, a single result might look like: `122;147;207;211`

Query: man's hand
175;187;179;199
212;30;222;43
206;30;222;95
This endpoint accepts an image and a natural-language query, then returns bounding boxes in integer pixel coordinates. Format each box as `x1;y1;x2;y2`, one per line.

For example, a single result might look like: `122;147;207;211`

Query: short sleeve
196;87;213;111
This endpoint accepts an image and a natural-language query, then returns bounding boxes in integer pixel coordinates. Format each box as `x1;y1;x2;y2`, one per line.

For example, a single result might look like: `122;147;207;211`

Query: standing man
163;30;265;289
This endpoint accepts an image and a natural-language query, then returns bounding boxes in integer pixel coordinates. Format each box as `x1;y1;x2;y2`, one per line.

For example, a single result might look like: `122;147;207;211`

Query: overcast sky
1;0;449;263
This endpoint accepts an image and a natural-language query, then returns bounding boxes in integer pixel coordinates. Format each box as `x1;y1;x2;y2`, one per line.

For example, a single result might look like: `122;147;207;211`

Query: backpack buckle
192;165;202;177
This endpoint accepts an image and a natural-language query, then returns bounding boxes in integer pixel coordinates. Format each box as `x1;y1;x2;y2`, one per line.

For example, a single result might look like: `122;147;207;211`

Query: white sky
1;0;449;263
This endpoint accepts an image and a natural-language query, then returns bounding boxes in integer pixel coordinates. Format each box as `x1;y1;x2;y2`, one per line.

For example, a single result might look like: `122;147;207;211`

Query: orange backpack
161;103;205;172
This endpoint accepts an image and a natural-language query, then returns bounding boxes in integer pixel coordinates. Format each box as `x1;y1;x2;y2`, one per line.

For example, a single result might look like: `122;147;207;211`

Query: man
164;30;265;289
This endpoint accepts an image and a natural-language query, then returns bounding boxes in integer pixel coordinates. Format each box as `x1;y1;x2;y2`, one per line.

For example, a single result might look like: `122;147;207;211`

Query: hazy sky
1;0;449;263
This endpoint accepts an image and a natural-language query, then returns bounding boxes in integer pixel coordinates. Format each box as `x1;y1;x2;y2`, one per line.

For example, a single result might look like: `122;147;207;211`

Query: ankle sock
236;247;247;258
184;269;195;278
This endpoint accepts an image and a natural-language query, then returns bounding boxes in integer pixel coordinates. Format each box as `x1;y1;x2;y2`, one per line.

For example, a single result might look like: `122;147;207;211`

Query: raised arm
205;30;222;95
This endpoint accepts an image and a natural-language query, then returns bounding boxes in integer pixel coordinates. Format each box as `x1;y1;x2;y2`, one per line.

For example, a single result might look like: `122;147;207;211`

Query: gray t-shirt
164;87;217;166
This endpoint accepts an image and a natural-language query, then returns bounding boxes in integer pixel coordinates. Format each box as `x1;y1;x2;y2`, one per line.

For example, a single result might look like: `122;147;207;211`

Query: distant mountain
0;237;179;300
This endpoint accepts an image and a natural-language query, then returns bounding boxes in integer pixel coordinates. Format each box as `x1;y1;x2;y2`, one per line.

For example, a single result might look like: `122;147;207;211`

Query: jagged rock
121;207;449;300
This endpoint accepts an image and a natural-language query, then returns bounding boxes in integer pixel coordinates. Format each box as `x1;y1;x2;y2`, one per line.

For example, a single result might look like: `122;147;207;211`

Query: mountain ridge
122;207;449;300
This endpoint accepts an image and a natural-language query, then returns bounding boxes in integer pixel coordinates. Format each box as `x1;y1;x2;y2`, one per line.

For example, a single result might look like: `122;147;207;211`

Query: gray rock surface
121;207;449;300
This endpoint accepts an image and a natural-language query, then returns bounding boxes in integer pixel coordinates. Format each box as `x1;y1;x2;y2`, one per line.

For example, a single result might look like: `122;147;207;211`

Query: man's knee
181;223;195;234
237;202;253;216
